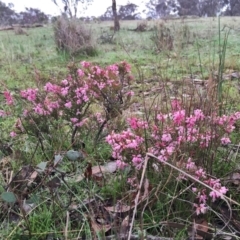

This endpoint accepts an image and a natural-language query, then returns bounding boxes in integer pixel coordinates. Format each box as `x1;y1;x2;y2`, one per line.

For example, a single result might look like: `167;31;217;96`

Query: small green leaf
36;161;47;172
54;154;63;166
26;194;39;204
1;192;17;203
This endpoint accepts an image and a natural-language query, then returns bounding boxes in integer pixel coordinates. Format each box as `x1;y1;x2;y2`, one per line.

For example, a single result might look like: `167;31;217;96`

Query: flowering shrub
106;99;240;214
1;61;134;151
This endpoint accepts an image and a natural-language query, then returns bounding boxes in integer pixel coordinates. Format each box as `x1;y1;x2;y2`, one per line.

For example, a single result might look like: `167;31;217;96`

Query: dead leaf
142;178;150;200
120;215;130;235
190;219;209;240
22;201;35;214
224;171;240;185
105;202;132;213
231;172;240;185
27;171;38;187
47;177;61;191
89;214;112;234
104;161;117;173
75;174;84;182
75;161;117;182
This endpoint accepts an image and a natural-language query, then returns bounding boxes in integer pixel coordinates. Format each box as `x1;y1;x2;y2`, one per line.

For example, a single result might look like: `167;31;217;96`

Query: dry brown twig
127;155;149;240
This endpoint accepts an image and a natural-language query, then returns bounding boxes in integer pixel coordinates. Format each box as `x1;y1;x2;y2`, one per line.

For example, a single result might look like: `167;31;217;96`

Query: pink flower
64;101;72;109
221;137;231;145
46;101;60;112
81;61;91;68
61;79;68;86
186;158;195;170
10;131;17;137
74;118;89;127
126;91;134;96
20;88;38;101
195;168;206;179
116;160;127;169
61;87;69;96
120;61;131;73
44;82;60;93
156;113;165;122
171;99;181;110
192;187;198;192
132;154;143;167
4;91;14;105
161;133;172;142
197;192;207;203
234;112;240;120
33;104;48;115
70;118;78;123
194;109;205;120
219;186;228;195
95;113;104;123
166;145;175;155
194;203;208;215
209;190;221;202
185;116;196;127
127;177;137;187
0;110;7;117
209;186;228;202
77;69;84;77
128;117;148;130
107;64;118;72
173;110;185;125
92;66;102;75
129;117;138;129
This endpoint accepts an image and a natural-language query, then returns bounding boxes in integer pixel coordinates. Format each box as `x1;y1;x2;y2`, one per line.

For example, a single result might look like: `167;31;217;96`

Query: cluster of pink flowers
13;61;133;126
106;99;240;214
20;88;38;101
128;117;148;130
186;158;228;214
107;103;240;169
4;91;14;105
106;129;144;169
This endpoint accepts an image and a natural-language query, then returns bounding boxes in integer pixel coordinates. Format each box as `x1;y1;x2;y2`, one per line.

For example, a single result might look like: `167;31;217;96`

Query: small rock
66;150;84;161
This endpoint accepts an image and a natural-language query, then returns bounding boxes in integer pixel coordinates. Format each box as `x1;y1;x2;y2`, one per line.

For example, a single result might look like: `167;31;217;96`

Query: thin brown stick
127;155;149;240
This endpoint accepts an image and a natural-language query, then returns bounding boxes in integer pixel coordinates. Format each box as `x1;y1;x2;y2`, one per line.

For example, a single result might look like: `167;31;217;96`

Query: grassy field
0;17;240;239
0;17;240;85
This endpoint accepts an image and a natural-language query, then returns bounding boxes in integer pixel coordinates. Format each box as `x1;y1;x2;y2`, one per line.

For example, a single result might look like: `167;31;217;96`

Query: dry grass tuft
53;16;97;56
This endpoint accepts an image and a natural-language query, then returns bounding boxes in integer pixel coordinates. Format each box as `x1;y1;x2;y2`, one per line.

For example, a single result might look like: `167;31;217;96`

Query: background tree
145;0;238;17
145;0;161;18
18;8;49;25
177;0;200;16
145;0;177;18
155;0;173;17
100;6;113;20
118;3;140;20
112;0;120;31
0;1;16;26
52;0;93;18
223;0;240;16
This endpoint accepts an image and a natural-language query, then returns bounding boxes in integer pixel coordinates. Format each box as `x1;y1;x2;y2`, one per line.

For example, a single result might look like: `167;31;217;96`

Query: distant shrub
151;22;173;52
53;16;97;56
136;20;148;32
14;26;28;36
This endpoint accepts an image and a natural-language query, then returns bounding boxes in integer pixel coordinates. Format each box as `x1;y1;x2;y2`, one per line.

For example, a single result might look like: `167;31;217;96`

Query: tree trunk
112;0;120;31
